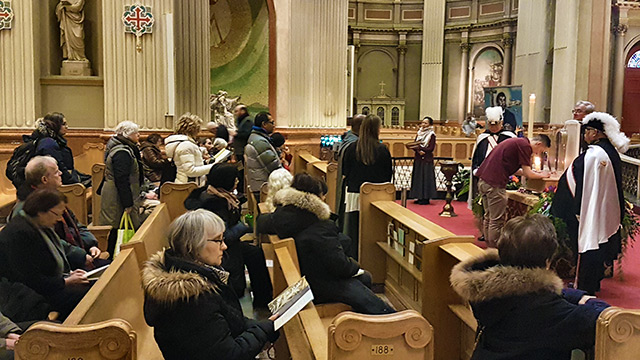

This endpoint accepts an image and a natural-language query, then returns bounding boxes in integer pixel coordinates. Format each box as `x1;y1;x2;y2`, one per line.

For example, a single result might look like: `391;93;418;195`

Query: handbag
114;212;136;257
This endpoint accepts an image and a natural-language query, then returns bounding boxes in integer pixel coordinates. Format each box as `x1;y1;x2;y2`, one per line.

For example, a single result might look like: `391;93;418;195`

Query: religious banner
122;4;154;51
0;1;14;30
483;85;523;129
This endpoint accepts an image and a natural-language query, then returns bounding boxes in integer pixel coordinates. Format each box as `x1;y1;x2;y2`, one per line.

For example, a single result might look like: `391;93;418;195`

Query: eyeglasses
207;236;225;245
49;209;64;217
571;109;584;114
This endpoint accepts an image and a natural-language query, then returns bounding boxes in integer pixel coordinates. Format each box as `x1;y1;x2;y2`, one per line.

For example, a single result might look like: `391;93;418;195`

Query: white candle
533;156;541;172
528;93;536;139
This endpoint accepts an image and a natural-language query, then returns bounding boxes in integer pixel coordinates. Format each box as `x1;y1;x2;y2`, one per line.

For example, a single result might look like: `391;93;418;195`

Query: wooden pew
15;320;136;360
120;202;171;268
0;158;17;220
159;181;198;220
595;307;640;359
91;163;105;224
73;142;106;175
59;183;90;225
293;150;338;212
264;235;434;360
359;182;479;360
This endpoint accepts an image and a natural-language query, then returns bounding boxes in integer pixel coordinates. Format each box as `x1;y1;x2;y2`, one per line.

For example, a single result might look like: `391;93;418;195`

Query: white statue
56;0;88;61
210;90;241;132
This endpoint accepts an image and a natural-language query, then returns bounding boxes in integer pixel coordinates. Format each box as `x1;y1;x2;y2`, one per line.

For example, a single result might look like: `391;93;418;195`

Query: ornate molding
502;36;514;47
614;24;629;36
460;42;471;52
397;46;407;55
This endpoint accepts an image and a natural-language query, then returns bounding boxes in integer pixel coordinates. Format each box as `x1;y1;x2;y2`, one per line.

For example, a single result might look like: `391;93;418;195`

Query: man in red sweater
475;135;551;247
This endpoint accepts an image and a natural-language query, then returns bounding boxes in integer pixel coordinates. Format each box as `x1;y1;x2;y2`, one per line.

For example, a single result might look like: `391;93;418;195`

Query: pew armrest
48;312;60;321
87;225;112;252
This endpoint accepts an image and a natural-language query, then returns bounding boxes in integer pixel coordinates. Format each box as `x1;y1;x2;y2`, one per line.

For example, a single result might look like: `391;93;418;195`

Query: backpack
6;135;39;189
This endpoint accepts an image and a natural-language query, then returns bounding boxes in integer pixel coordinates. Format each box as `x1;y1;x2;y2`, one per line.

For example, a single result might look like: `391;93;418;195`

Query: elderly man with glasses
572;100;595;121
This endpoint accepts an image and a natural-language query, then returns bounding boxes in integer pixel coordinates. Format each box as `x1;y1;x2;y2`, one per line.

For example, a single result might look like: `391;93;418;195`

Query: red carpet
406;199;639;308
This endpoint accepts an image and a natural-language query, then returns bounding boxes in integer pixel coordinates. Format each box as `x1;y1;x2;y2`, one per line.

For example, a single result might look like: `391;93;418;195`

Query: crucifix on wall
379;81;386;96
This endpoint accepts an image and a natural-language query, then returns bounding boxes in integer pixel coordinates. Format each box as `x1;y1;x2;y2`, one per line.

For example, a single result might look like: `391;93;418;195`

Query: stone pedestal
61;60;92;76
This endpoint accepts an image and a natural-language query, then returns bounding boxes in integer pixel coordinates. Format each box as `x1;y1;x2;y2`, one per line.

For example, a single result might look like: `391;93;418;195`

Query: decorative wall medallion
122;4;154;52
0;1;14;30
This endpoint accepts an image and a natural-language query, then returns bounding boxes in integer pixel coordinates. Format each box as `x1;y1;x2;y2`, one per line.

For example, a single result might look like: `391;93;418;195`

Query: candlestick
528;93;536;139
533;156;541;172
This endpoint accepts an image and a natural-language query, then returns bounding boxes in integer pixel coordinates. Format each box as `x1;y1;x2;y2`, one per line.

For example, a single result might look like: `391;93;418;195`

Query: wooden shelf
372;200;455;241
377;242;423;282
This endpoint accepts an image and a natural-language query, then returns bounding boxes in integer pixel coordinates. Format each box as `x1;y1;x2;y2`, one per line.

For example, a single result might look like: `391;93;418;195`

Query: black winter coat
450;249;610;360
0;214;70;297
257;188;360;284
142;250;278;360
342;141;392;194
31;130;78;185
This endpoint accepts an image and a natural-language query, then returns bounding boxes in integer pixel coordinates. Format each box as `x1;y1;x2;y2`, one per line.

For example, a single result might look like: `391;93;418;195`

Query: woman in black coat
258;173;394;315
341;114;392;259
30;113;87;185
450;215;609;360
0;189;91;320
142;209;278;360
184;164;272;308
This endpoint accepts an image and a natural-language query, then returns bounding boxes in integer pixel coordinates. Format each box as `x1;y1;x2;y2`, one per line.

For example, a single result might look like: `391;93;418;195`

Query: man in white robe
551;112;629;294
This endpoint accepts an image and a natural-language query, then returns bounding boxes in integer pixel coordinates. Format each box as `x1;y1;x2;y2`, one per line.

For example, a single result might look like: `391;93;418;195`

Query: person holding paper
142;209;279;360
0;189;91;320
257;173;395;315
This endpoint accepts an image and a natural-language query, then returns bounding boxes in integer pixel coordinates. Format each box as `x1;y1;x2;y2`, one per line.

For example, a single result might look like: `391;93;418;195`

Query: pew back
293;150;338;212
359;182;477;360
121;203;171;267
74;142;106;175
59;183;90;225
596;307;640;360
64;247;162;359
159;181;198;220
16;320;136;360
91;163;105;223
0;158;17;219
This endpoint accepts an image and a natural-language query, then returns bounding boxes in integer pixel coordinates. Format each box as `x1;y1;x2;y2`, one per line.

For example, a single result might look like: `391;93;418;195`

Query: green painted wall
210;0;269;115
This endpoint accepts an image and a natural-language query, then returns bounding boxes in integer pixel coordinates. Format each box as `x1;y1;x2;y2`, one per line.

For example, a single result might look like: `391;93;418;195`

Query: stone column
458;42;470;122
102;0;175;130
419;0;446;120
353;31;361;99
612;24;628;119
0;0;37;128
502;35;513;85
397;32;407;98
274;0;348;128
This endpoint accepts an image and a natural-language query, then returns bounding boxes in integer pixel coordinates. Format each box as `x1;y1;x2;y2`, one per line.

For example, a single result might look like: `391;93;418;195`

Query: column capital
502;35;514;48
397;45;407;55
614;24;628;36
460;42;471;52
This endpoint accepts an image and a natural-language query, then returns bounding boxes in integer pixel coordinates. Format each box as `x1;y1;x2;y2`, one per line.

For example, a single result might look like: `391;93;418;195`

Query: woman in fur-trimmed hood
450;214;609;360
142;209;278;360
257;173;394;315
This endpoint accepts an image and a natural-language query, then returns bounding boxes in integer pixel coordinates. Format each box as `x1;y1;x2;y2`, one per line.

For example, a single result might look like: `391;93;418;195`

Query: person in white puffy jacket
165;113;213;186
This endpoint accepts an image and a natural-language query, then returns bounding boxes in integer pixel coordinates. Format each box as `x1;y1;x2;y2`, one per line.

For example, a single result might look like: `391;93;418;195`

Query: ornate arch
469;43;504;69
357;48;398;69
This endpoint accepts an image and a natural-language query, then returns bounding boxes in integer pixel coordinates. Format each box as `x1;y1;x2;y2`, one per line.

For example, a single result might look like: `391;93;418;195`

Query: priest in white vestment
551;112;629;294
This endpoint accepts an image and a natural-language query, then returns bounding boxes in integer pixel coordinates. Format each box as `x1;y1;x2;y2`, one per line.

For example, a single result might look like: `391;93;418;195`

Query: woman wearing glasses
142;209;279;360
0;189;91;320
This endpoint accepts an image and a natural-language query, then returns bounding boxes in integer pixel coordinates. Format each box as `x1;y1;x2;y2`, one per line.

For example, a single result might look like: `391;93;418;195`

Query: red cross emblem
122;4;154;37
0;1;14;30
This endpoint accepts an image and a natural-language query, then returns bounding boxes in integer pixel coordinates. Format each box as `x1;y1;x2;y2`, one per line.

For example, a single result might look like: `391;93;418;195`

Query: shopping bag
114;212;136;257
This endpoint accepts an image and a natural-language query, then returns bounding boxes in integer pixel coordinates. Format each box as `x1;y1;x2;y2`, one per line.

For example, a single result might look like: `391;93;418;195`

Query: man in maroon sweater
475;135;551;247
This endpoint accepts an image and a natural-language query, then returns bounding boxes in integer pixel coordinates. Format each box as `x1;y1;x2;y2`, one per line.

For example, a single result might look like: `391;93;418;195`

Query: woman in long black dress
409;116;437;205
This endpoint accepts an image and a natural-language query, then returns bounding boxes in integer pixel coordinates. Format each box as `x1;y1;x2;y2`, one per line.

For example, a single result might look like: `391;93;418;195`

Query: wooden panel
121;203;171;267
372;201;455;240
455;143;467;161
359;183;396;283
595;307;640;360
159;181;198;220
91;164;105;224
393;142;406;157
440;143;452;157
59;183;89;225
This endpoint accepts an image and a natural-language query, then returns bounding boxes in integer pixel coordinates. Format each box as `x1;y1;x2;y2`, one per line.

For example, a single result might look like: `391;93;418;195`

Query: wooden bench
0;158;17;220
263;235;434;360
15;319;136;360
159;181;198;220
359;182;479;360
121;203;171;267
293;150;338;212
595;307;640;359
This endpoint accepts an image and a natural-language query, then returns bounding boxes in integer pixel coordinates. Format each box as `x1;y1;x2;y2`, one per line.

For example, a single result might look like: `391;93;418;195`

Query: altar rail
621;153;640;203
391;157;453;192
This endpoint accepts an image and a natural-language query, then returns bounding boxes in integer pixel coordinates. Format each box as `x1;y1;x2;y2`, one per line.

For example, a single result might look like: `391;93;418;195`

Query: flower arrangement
506;175;521;190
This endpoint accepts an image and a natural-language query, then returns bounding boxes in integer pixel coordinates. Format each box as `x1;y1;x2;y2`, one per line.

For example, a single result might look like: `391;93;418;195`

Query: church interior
1;0;640;359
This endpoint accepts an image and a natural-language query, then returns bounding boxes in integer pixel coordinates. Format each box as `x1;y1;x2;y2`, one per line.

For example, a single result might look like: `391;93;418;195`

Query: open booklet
268;277;314;330
212;148;232;164
85;264;110;281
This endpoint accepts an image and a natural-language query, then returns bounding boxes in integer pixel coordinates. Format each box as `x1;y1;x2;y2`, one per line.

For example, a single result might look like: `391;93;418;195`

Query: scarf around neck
415;126;434;146
206;186;240;211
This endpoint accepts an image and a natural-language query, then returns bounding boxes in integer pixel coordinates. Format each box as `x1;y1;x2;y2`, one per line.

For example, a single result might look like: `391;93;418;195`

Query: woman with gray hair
142;209;279;360
98;121;144;256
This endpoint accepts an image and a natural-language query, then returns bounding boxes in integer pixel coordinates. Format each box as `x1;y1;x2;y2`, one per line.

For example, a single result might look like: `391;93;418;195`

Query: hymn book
213;148;232;164
268;277;314;330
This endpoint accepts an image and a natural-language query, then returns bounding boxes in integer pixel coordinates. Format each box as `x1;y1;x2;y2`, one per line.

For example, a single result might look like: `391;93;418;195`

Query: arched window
628;51;640;68
391;107;400;125
377;107;385;121
362;106;370;115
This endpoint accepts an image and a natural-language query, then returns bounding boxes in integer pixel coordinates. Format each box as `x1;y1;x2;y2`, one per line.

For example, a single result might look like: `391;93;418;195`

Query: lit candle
533;156;541;172
528;93;536;139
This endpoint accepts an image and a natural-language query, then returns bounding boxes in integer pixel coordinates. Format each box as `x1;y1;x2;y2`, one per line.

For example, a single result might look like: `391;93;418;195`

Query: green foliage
452;169;470;196
472;194;484;218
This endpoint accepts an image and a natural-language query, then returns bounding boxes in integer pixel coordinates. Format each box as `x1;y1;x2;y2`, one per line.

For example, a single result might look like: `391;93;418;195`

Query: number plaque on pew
371;344;394;356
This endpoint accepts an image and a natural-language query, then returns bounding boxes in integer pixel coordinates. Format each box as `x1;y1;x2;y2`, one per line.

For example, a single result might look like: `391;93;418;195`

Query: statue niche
56;0;91;76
